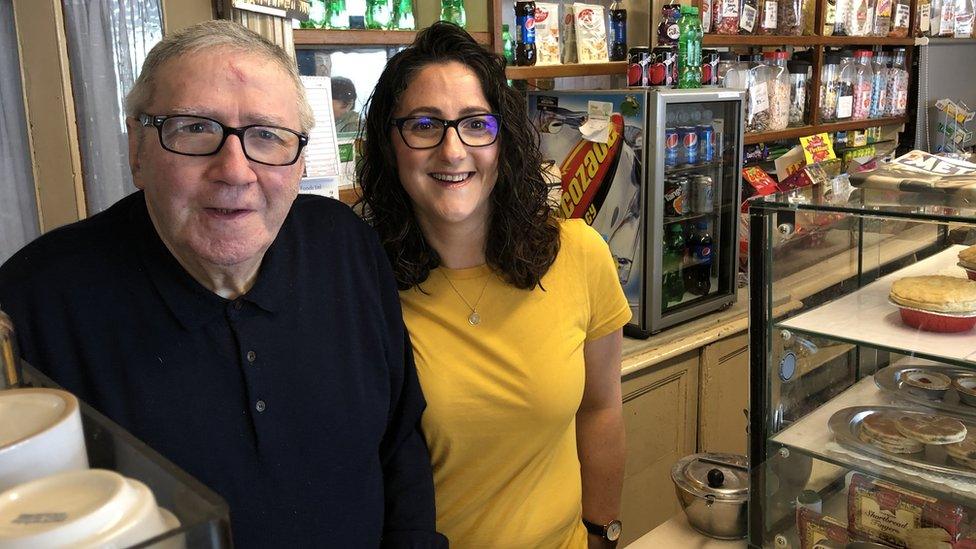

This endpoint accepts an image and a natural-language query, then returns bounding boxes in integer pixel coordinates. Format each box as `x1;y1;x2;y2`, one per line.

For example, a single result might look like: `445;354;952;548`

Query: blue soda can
664;127;679;167
696;124;714;163
678;126;698;165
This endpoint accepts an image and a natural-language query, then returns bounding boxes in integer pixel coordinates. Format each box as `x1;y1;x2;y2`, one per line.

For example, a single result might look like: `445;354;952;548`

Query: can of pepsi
678;126;698;165
696;124;714;163
664;127;679;167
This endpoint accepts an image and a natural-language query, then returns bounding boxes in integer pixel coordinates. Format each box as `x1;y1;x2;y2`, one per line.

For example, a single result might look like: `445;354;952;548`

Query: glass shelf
752;186;976;225
664;160;726;175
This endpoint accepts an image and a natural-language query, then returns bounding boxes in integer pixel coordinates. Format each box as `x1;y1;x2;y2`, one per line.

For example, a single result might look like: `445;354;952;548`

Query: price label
836;95;854;118
918;4;931;32
763;0;778;27
722;0;739;18
740;3;757;31
750;81;769;113
893;3;910;27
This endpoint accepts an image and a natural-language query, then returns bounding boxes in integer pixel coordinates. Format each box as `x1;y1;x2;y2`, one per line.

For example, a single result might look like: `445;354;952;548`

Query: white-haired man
0;20;444;548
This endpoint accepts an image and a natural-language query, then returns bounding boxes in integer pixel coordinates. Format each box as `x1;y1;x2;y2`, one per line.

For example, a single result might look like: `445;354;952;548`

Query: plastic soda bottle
391;0;415;29
515;0;537;66
677;5;702;89
502;24;515;65
302;0;326;28
608;0;628;61
440;0;466;27
663;224;686;306
366;0;392;29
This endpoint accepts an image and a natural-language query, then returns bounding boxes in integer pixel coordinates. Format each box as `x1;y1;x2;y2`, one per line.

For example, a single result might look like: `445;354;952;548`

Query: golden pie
959;245;976;270
859;412;924;453
895;413;967;445
945;432;976;461
889;276;976;314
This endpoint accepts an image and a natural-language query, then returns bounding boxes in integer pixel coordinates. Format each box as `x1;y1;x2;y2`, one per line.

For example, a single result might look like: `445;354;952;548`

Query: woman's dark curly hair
356;21;559;291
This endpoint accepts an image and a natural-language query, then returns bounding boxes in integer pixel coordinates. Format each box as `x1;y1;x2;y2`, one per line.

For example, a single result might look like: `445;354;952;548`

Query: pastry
895;414;967;444
905;527;953;549
859;428;924;454
953;375;976;407
859;412;924;453
959;245;976;270
950;453;976;471
945;433;976;461
889;276;976;314
902;371;951;399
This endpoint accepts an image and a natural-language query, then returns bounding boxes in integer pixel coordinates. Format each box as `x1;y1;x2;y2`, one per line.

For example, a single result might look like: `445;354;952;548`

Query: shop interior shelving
504;61;627;80
293;28;491;46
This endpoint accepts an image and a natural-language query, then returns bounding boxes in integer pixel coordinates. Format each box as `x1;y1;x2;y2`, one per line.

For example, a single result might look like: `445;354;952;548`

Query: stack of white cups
0;388;182;548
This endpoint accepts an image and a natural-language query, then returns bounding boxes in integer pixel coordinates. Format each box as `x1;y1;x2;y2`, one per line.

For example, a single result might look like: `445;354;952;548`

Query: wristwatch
582;517;622;545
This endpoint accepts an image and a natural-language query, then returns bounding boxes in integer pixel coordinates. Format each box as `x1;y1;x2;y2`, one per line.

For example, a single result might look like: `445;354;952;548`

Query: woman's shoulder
556;218;609;255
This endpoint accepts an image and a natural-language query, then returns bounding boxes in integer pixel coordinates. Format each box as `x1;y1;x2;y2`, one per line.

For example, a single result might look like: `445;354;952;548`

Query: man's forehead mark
228;62;249;83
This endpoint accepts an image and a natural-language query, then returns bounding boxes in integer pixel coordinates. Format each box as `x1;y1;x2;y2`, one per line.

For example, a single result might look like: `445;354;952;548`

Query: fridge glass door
658;93;742;317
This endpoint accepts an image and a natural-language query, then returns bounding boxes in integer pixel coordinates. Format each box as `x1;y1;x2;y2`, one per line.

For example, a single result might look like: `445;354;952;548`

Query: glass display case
748;186;976;548
15;363;231;548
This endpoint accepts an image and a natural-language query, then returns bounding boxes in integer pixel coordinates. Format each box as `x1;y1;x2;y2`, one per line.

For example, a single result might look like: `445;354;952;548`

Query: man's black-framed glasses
391;113;501;150
139;114;309;166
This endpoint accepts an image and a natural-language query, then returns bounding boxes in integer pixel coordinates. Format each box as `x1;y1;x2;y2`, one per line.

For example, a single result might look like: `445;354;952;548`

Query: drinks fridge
528;88;745;337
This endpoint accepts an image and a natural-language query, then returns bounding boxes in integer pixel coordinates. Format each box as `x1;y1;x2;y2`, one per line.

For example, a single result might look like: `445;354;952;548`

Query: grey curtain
62;0;163;214
0;0;39;263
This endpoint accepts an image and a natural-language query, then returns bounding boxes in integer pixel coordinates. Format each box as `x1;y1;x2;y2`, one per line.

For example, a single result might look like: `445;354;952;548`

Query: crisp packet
561;4;578;64
573;3;609;63
535;3;561;66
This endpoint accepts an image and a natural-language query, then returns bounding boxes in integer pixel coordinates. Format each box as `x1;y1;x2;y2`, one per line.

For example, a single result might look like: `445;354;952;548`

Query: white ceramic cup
0;388;88;493
0;468;183;548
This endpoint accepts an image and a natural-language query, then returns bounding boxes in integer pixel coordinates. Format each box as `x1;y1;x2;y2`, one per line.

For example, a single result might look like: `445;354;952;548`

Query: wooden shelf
743;116;907;144
703;35;823;46
293;29;491;46
505;61;627;80
702;34;915;47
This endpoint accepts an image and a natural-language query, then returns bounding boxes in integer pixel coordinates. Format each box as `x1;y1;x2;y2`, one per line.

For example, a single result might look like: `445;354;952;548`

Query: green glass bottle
677;5;702;89
440;0;466;27
324;0;348;28
501;24;514;64
391;0;415;29
302;0;327;28
366;0;392;29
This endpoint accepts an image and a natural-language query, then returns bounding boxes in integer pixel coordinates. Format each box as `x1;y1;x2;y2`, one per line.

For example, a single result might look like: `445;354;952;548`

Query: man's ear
126;117;145;189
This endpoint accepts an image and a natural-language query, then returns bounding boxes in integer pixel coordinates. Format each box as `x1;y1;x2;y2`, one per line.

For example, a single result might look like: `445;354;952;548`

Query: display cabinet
14;363;231;548
748;186;976;548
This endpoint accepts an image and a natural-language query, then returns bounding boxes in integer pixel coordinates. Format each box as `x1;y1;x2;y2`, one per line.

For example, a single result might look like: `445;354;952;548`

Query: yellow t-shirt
400;219;631;548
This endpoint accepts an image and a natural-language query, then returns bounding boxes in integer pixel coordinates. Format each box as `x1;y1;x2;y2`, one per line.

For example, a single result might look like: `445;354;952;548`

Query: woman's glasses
391;113;501;149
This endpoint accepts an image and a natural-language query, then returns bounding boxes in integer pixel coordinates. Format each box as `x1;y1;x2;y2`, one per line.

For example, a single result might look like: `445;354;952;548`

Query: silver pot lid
671;453;749;501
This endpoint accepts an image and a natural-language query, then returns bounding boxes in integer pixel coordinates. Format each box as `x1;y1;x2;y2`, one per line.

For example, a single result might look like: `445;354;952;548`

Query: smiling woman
357;21;631;549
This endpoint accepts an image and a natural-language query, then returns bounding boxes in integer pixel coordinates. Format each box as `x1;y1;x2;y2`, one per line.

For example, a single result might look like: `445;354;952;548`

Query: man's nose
209;135;258;185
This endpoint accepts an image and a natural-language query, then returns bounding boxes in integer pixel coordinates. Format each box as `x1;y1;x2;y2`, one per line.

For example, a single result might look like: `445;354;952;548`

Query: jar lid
855;49;873;57
787;60;810;73
825;53;841;64
719;51;737;61
671;453;749;501
763;50;789;60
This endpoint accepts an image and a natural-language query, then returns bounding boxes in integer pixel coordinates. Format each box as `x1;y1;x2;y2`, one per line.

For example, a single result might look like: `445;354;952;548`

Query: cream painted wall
162;0;215;33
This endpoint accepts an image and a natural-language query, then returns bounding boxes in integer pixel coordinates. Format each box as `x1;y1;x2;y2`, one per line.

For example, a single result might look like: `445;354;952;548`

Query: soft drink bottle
325;0;349;28
502;24;515;65
366;0;392;29
608;0;628;61
302;0;326;27
440;0;466;26
684;222;713;296
515;0;537;66
391;0;415;29
663;224;686;306
677;5;702;89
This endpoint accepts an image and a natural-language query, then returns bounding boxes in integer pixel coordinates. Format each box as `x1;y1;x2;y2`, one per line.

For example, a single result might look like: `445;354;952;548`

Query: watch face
607;521;622;541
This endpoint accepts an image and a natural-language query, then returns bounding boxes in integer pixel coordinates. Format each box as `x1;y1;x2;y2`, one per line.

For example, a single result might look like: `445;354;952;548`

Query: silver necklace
439;270;490;326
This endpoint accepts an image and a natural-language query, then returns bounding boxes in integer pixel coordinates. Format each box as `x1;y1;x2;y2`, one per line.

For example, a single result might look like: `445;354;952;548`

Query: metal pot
671;453;749;540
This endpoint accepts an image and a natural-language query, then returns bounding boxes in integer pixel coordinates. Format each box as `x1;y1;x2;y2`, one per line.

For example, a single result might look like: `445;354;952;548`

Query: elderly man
0;20;444;548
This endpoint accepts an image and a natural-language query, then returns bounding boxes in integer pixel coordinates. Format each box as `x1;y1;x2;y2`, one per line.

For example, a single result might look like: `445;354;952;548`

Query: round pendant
468;311;481;326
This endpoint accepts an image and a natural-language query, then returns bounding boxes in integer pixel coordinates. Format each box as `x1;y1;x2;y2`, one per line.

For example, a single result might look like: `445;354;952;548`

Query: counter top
625;513;747;548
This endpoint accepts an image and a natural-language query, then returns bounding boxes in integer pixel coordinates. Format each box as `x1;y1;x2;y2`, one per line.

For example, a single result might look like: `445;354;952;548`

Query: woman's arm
576;328;626;548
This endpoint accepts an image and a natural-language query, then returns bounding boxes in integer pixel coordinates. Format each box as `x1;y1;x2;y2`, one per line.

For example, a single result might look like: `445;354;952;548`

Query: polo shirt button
246;350;256;363
233;300;243;310
255;400;266;412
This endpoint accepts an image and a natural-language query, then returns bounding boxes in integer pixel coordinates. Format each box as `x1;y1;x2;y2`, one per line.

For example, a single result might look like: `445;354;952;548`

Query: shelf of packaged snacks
293;29;491;46
505;61;627;80
743;116;907;144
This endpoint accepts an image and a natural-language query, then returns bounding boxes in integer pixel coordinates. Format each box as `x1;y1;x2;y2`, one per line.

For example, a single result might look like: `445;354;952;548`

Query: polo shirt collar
131;192;287;329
